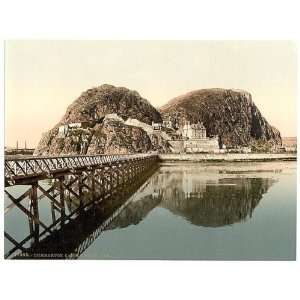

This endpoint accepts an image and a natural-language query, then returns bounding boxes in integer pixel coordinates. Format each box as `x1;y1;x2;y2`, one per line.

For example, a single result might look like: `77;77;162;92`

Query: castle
182;121;206;139
179;121;219;153
154;119;220;153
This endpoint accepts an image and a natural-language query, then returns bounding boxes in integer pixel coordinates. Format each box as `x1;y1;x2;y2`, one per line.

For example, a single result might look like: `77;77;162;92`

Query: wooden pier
4;154;159;259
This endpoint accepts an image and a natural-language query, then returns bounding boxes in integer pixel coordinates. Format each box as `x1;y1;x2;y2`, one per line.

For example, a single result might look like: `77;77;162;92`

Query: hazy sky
5;40;297;148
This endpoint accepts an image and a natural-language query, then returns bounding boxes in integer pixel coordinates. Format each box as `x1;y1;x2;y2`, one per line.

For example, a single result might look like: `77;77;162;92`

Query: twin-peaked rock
34;85;281;155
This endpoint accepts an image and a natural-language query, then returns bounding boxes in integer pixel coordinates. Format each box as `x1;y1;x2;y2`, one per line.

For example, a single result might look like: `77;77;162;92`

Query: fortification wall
168;138;219;153
159;153;297;162
184;138;219;153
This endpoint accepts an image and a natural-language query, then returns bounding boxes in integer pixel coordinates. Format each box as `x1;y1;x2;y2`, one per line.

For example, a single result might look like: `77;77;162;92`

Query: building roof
191;122;206;130
183;122;206;130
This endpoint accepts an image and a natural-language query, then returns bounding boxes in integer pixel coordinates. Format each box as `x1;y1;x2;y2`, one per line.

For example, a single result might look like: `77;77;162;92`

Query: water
4;161;297;260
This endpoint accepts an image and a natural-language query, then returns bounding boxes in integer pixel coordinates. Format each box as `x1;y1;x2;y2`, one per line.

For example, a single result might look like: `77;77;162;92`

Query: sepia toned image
4;41;297;260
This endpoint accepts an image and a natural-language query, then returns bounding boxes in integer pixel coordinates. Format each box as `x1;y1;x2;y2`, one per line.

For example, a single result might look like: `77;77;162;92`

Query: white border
0;1;299;300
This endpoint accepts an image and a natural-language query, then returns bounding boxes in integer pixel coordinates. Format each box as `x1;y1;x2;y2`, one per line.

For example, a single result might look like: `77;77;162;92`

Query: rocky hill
34;85;168;156
35;85;282;155
59;84;162;125
160;88;281;150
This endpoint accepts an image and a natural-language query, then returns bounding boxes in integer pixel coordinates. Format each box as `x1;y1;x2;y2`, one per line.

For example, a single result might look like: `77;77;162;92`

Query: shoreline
159;153;297;162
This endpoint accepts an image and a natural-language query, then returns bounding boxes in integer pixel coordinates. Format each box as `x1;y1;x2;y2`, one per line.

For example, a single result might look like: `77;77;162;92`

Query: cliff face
160;89;282;149
87;118;152;155
60;84;162;125
34;85;169;156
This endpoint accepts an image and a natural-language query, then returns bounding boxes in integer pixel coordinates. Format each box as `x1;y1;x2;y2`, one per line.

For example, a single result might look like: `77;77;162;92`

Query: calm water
4;161;297;260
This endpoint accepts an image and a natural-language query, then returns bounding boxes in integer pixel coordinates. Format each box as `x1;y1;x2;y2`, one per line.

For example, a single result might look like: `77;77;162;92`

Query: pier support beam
59;177;65;227
30;183;39;243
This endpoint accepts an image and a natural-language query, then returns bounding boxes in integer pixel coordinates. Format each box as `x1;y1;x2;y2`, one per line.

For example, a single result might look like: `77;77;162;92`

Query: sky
5;40;297;148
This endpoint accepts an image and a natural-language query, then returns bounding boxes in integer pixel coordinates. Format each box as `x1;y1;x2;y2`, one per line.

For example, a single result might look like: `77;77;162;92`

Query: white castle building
168;120;220;153
182;121;207;139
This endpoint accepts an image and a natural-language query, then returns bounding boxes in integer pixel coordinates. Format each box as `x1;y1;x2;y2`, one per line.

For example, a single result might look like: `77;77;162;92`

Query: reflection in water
12;162;286;259
107;165;275;230
106;194;162;230
14;165;159;259
159;177;273;227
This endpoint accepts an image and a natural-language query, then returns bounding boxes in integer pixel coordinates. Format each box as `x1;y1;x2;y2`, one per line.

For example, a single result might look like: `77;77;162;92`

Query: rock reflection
108;164;277;229
159;176;274;227
106;194;162;229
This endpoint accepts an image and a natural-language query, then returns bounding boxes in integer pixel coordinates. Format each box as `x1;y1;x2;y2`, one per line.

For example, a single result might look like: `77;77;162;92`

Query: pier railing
5;153;157;185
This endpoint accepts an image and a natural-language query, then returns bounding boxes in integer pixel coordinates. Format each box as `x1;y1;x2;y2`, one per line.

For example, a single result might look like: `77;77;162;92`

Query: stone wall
168;140;185;153
167;138;219;153
159;153;297;162
184;138;219;153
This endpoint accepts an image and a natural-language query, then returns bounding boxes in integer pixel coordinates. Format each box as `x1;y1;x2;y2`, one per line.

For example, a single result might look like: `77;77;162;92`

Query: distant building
68;122;82;129
58;125;69;138
57;121;93;138
152;121;162;130
162;120;173;129
168;120;220;153
282;137;297;152
182;121;206;139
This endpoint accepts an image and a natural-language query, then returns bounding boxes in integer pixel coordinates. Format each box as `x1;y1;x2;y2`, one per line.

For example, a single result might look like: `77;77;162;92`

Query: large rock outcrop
34;85;168;156
60;84;162;125
160;88;282;150
35;86;282;155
